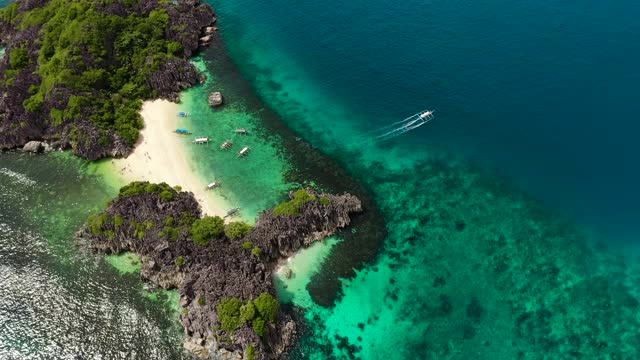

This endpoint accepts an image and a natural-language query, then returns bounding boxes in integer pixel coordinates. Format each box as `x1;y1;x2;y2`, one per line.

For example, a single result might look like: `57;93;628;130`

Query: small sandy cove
110;100;226;217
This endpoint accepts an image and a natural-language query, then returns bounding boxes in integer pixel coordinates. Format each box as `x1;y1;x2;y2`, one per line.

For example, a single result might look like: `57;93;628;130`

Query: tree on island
224;221;252;239
190;216;224;246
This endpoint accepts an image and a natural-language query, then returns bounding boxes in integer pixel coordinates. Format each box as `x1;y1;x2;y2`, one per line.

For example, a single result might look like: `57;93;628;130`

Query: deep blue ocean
210;0;640;243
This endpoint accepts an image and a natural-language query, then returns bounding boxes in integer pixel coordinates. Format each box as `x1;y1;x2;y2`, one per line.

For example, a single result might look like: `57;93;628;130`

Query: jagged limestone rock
208;92;224;107
78;185;362;359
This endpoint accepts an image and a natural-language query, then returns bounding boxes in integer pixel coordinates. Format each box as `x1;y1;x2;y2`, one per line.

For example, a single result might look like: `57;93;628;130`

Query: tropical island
0;0;381;358
0;0;214;160
79;182;362;359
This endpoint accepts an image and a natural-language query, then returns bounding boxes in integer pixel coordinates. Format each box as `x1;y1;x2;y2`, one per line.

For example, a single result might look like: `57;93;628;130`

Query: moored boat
192;137;210;144
224;207;240;218
238;146;250;157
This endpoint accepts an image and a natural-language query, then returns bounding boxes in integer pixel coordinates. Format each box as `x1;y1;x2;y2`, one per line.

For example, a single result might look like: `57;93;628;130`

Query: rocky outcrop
208;92;224;107
146;59;200;103
22;141;43;153
78;184;362;359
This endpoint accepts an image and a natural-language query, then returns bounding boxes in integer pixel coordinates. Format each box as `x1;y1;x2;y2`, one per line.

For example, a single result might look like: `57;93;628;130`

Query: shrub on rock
190;216;224;246
251;317;266;337
240;301;256;322
254;292;279;323
216;297;242;332
224;221;252;239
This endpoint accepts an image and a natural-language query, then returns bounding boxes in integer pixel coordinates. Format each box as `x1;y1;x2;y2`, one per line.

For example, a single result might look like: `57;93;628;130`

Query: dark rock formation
208;92;224;107
146;59;200;103
78;185;362;359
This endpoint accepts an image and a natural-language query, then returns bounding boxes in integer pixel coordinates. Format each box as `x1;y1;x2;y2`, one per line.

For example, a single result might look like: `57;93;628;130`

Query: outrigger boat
418;110;434;120
175;128;191;135
192;137;210;144
401;111;434;128
234;128;248;135
358;109;435;145
224;207;240;218
177;112;190;117
207;181;221;189
220;139;233;150
238;146;250;157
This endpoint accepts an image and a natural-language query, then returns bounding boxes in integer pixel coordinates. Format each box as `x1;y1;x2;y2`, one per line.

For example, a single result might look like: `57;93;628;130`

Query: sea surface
0;153;186;359
204;0;640;359
1;0;640;359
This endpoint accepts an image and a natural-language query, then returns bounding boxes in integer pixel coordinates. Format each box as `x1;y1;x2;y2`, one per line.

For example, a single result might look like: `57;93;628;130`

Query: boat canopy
177;112;190;117
175;128;189;133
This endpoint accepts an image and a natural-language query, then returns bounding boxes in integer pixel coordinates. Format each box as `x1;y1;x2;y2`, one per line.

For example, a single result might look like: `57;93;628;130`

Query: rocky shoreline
78;182;362;359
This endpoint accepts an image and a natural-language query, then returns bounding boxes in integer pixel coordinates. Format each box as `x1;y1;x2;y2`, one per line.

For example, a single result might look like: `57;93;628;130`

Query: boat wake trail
358;110;435;145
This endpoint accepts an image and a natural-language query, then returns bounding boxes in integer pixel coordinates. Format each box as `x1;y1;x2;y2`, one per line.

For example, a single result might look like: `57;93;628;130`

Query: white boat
235;128;248;135
238;146;250;157
192;137;210;144
418;110;434;119
220;139;233;150
207;181;221;189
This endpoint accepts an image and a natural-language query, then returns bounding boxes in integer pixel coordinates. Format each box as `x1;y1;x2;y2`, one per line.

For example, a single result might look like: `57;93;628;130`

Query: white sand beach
110;100;226;217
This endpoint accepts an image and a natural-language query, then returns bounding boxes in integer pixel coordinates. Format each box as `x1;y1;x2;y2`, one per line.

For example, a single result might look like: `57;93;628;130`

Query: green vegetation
197;297;206;306
118;181;176;200
178;211;196;226
0;0;190;144
216;297;243;332
0;3;18;24
159;190;174;201
251;317;266;337
239;301;256;322
253;293;279;323
87;213;108;235
272;189;317;216
174;256;184;267
113;215;124;229
242;241;253;250
251;246;261;258
190;216;224;246
224;221;252;239
215;293;279;338
8;46;28;70
163;226;180;241
130;221;146;240
319;196;330;206
245;343;256;360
